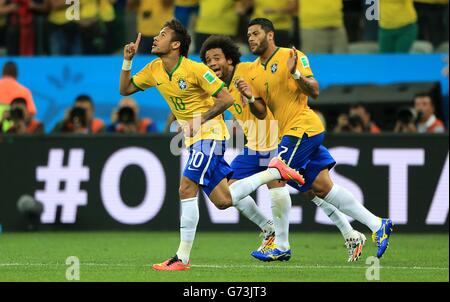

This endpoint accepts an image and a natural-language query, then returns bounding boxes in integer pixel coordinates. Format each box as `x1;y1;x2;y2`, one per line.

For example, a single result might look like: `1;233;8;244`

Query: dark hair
11;97;27;107
3;61;17;78
248;18;275;33
163;19;191;57
350;102;368;112
75;94;93;104
199;35;241;66
414;92;432;99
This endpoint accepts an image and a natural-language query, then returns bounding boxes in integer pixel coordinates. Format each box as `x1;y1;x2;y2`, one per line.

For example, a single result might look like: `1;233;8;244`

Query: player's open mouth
212;68;221;76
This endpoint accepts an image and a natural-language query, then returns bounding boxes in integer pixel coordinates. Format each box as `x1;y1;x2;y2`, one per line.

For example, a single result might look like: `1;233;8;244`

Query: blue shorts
230;147;278;180
279;133;336;192
183;140;233;196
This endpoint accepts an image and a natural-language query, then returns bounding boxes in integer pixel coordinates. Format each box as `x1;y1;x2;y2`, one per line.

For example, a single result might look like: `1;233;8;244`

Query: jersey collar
260;47;280;70
164;56;183;80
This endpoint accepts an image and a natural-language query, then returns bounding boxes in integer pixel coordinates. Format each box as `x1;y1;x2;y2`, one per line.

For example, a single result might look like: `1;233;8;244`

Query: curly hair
199;35;241;66
163;19;191;57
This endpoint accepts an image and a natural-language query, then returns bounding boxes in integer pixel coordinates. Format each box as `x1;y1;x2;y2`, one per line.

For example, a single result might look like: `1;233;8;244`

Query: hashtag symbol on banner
35;149;90;224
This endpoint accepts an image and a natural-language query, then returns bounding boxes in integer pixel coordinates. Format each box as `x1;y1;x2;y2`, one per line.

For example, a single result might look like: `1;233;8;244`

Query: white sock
229;168;281;202
176;197;199;264
312;196;353;238
233;195;273;233
323;184;382;232
269;187;291;251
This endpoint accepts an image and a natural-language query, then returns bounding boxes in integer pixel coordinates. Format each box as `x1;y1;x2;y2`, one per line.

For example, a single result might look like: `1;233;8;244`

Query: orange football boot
152;255;190;271
268;157;305;185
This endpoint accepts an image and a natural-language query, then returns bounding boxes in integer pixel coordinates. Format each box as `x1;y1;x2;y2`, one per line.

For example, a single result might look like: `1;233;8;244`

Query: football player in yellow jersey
237;18;393;261
201;35;370;262
119;19;304;271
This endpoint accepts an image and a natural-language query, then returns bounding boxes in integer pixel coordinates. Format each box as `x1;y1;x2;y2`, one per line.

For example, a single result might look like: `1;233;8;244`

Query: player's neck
223;65;235;87
161;53;182;75
260;44;278;65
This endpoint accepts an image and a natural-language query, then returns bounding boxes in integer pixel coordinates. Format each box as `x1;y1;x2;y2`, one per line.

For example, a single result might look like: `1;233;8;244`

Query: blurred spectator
2;0;35;55
0;61;36;116
349;103;381;133
333;113;365;133
414;0;449;48
248;0;296;47
52;94;105;134
297;0;348;54
106;97;158;133
379;0;418;53
194;0;240;53
0;0;19;54
128;0;174;55
1;97;43;134
47;0;82;55
174;0;198;28
100;0;118;54
393;107;418;133
78;0;113;54
414;93;446;133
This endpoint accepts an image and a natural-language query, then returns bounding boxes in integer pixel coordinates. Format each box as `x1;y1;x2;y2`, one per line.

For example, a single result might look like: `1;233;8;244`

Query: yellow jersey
227;63;278;152
137;0;174;37
414;0;448;4
175;0;199;6
48;7;70;25
250;47;324;140
132;56;229;147
251;0;292;31
380;0;417;29
80;0;99;20
99;0;115;22
195;0;239;35
299;0;344;29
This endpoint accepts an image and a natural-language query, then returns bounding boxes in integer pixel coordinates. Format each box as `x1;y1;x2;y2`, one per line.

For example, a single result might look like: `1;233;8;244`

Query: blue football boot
372;218;394;258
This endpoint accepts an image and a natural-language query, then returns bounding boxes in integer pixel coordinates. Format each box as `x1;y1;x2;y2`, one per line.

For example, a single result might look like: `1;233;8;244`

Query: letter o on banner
100;147;166;224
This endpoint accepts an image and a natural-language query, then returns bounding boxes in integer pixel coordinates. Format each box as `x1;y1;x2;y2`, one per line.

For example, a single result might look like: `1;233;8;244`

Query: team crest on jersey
178;78;187;90
271;63;278;74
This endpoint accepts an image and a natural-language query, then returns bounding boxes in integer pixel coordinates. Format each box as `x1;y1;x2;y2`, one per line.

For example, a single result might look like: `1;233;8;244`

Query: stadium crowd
0;0;448;56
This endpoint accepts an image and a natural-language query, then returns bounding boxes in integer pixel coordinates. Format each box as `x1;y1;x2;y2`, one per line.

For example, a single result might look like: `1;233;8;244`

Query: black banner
0;134;448;232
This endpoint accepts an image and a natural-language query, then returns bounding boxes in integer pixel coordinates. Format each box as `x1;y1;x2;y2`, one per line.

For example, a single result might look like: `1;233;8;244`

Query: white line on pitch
0;263;447;271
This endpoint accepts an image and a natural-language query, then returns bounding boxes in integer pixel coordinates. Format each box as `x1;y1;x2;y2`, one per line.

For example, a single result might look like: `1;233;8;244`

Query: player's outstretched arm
236;79;267;119
120;33;141;96
288;47;319;99
201;87;234;123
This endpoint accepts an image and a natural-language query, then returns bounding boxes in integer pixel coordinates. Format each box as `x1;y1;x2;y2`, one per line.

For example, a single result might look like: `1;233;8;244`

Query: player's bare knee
214;200;232;210
179;184;197;199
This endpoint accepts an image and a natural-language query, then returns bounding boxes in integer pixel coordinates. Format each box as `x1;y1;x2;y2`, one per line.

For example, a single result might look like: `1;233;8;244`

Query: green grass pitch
0;232;448;282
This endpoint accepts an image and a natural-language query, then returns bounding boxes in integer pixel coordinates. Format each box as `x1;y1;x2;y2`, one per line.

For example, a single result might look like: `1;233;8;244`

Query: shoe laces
167;255;181;266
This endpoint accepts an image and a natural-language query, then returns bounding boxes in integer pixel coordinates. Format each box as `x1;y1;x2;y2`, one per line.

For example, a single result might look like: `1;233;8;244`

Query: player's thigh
208;178;233;210
179;176;199;199
311;169;334;199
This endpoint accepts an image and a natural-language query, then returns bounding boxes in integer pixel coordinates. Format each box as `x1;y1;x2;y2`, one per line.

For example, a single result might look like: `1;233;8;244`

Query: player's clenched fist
123;33;142;60
236;79;252;99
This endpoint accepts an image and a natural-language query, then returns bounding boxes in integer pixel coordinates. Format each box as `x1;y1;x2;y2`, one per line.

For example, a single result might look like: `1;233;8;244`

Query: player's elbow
311;89;319;100
120;87;131;96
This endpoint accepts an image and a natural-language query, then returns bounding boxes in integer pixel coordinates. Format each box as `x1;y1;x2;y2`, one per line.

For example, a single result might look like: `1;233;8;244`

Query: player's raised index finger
135;33;142;48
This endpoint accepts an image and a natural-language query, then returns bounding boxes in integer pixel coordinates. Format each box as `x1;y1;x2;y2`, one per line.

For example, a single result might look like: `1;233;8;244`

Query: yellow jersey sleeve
131;62;158;91
297;51;314;78
192;62;225;97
